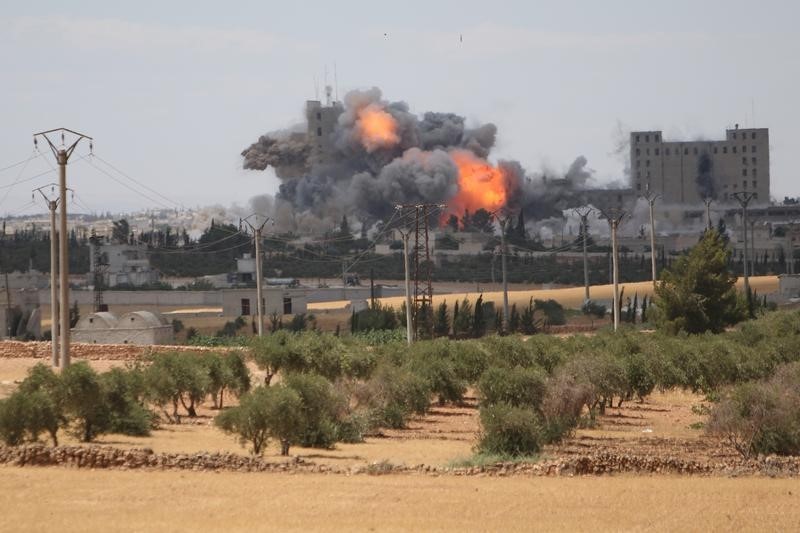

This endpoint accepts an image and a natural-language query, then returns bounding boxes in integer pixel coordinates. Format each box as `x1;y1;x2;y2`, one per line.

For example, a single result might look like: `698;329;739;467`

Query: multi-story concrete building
306;90;343;168
630;126;769;205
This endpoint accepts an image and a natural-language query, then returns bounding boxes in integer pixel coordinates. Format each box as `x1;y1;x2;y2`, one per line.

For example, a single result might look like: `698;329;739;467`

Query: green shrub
707;362;800;458
283;373;347;449
215;385;304;455
61;362;112;442
478;403;543;456
0;392;34;445
478;366;547;409
101;367;152;436
355;362;431;429
202;351;251;409
145;352;210;422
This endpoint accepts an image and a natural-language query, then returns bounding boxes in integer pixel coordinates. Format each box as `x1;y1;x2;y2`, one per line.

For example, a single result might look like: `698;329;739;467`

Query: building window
316;112;321;120
636;148;640;156
742;157;747;165
752;132;756;140
733;146;737;153
684;148;689;155
645;135;650;142
742;145;747;152
241;298;251;316
743;180;748;188
752;157;757;164
752;145;757;153
646;148;650;156
665;148;670;156
754;193;758;199
723;147;728;154
647;170;651;178
283;297;292;315
635;135;640;143
636;160;640;168
655;148;660;156
637;170;641;178
316;127;322;136
743;168;748;176
693;147;698;155
646;159;650;167
655;133;660;142
733;132;737;139
713;146;718;154
733;184;738;189
636;182;641;191
753;168;758;177
752;180;757;188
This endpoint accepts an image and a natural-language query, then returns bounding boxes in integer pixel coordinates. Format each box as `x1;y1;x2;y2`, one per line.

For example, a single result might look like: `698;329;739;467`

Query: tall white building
630;126;769;205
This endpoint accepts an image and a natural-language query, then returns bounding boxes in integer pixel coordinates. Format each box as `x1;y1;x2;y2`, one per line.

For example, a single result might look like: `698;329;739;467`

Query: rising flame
356;104;400;152
444;149;515;224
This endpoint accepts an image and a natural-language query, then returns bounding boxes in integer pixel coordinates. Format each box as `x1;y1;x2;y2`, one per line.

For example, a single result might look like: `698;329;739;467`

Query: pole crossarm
33;128;93;160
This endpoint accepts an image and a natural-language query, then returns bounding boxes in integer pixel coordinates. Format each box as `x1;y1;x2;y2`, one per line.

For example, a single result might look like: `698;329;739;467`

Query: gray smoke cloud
241;86;595;234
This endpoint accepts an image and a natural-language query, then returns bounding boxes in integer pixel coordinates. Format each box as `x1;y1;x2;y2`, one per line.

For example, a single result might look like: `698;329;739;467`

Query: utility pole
642;188;660;288
599;207;628;332
397;227;414;345
703;197;713;231
241;214;272;337
34;184;65;367
33;129;92;368
572;206;594;302
733;192;756;294
496;209;517;334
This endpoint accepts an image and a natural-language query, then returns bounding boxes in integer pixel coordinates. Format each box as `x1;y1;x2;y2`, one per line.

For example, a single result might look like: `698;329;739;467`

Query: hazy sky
1;0;798;215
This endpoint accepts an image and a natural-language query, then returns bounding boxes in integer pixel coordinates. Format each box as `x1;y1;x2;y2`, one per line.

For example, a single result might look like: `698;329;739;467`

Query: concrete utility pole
600;207;628;332
33;129;91;368
241;214;272;337
733;192;756;294
34;184;67;367
398;228;414;345
498;213;513;334
642;188;660;288
703;197;714;231
572;207;594;302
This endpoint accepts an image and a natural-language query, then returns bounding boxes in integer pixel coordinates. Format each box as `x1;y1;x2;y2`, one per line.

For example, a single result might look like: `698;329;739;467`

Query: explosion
356;103;400;152
444;149;517;221
241;86;592;234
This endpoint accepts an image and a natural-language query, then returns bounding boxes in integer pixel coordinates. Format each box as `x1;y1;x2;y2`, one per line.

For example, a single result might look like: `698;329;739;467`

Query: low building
221;288;308;317
71;310;174;345
89;243;160;287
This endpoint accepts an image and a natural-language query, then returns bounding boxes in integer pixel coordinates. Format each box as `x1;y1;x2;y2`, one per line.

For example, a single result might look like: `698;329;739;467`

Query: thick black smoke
696;153;716;200
241;87;593;233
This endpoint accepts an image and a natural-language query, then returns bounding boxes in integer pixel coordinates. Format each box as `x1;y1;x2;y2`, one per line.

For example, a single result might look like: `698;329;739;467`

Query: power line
75;155;175;210
90;153;185;210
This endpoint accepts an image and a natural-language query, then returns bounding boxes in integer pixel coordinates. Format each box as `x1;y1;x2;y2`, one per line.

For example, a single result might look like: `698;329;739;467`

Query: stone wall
3;444;800;477
0;340;243;361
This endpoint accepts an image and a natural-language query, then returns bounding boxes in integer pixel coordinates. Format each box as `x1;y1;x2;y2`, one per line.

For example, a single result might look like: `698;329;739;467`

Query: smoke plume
241;87;594;234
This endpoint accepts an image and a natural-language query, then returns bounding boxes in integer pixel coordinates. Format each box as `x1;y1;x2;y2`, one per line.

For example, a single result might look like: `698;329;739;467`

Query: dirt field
2;468;798;532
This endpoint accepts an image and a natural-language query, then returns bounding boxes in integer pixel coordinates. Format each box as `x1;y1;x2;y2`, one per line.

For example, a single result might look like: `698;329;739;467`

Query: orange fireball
356;104;400;152
444;149;515;224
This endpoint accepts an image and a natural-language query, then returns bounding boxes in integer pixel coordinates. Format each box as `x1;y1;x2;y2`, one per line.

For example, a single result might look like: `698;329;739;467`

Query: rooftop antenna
324;65;331;106
334;62;339;103
314;74;319;100
751;97;756;127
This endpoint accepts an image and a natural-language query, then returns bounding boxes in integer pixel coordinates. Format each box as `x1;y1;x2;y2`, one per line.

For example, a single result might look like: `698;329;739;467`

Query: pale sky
1;0;798;215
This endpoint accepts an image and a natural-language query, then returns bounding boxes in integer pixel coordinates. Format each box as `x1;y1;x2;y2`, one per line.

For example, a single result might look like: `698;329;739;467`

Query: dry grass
1;468;798;532
311;275;779;311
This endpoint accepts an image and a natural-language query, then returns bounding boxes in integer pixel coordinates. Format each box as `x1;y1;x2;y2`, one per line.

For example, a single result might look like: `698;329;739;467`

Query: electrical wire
75;155;175;210
90;153;184;210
